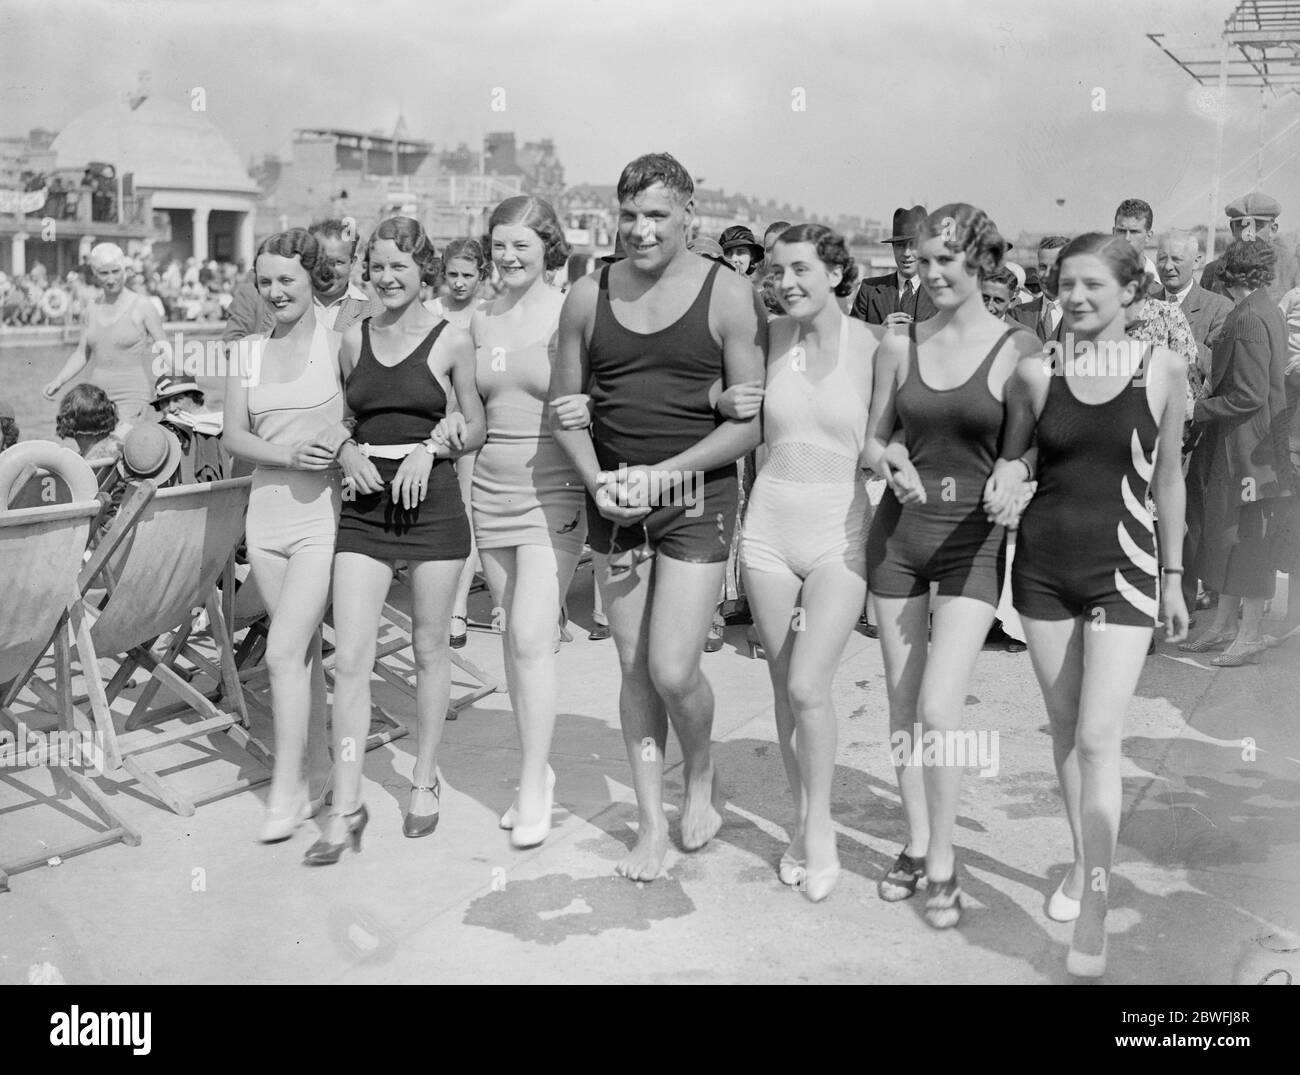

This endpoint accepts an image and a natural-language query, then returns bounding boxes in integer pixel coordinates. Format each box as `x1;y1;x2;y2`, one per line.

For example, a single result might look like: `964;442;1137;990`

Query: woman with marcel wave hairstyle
862;203;1041;928
992;232;1189;976
737;223;879;902
313;216;485;863
223;228;347;845
435;195;582;849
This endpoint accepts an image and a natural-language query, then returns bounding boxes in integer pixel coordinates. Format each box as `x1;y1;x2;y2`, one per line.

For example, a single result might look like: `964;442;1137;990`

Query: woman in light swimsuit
44;242;167;423
222;229;345;844
738;224;878;903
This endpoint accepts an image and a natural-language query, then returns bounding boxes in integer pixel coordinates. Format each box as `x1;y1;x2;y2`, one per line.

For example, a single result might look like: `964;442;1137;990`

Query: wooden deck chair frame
0;498;144;893
321;600;504;724
149;558;418;750
71;477;273;817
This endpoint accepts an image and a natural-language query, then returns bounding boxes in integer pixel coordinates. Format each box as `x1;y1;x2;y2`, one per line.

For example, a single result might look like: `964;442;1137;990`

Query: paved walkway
3;564;1298;984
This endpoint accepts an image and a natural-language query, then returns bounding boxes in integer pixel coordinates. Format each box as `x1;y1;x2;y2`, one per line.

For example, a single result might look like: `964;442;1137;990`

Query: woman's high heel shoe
746;625;765;660
1210;639;1269;667
778;849;806;886
403;774;441;838
1067;934;1108;978
1178;629;1233;653
800;859;841;903
302;804;368;866
449;614;468;650
923;865;964;929
509;775;555;849
879;848;926;901
500;765;556;830
1047;873;1082;922
259;793;311;844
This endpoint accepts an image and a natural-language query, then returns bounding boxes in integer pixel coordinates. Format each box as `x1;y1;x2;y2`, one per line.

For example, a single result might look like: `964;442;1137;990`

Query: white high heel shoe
259;794;312;844
509;776;555;849
500;765;555;830
1047;874;1082;922
1067;935;1108;978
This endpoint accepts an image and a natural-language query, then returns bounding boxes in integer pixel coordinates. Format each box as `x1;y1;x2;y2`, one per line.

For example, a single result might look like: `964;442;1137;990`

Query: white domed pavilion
51;92;258;266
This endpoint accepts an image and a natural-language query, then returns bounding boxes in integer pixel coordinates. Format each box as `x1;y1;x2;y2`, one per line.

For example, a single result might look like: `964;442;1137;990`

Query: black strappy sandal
880;849;927;902
923;865;965;929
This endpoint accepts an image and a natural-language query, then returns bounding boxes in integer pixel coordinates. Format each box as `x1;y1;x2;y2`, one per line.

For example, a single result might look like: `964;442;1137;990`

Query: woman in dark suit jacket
1181;239;1295;665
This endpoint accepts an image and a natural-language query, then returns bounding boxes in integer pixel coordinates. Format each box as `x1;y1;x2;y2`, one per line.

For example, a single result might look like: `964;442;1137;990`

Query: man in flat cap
850;205;937;326
1201;192;1300;303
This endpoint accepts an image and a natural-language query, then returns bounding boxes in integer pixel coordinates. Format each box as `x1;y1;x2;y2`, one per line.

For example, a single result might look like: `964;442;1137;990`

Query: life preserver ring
0;442;100;507
39;287;70;321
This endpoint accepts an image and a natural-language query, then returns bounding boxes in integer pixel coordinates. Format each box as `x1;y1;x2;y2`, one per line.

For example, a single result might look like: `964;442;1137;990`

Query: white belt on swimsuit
358;442;426;460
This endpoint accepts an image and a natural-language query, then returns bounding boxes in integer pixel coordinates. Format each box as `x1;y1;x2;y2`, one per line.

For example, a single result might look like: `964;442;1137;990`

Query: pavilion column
192;205;210;262
237;211;255;270
11;231;26;275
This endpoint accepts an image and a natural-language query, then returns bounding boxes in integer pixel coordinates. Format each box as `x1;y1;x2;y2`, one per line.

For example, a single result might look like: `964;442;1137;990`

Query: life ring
0;441;100;507
39;287;70;321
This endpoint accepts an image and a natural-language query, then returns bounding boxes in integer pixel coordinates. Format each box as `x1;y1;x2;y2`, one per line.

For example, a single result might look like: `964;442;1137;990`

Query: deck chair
321;599;504;724
0;499;141;892
71;477;274;816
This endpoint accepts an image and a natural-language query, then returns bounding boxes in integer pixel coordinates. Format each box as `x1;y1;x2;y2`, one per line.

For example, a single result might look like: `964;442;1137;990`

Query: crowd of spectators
0;253;244;327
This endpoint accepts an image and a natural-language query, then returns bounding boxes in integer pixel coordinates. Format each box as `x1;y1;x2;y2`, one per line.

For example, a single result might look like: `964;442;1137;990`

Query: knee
264;629;310;679
330;635;376;684
410;626;449;670
504;614;553;665
917;692;959;732
648;656;696;703
786;671;829;716
1074;724;1119;766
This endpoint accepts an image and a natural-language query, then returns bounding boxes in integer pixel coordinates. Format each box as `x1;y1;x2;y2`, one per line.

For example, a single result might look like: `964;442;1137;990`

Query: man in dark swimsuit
551;153;766;881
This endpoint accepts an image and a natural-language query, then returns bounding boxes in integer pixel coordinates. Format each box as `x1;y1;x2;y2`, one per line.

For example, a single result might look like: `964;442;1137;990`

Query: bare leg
917;595;998;883
451;453;478;631
742;563;805;859
406;557;465;816
479;544;581;827
1072;623;1150;960
600;553;670;880
1235;596;1268;643
328;553;395;817
785;564;866;876
247;545;333;817
647;556;730;851
1020;615;1086;899
874;592;932;858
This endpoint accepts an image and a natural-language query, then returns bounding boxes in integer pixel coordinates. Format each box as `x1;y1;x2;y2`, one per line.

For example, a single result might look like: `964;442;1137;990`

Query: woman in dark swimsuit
991;232;1189;977
306;217;485;864
863;203;1040;929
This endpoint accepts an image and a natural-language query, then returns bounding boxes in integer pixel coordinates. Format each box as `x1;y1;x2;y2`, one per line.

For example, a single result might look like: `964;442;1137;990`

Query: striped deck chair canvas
0;500;141;892
72;477;273;816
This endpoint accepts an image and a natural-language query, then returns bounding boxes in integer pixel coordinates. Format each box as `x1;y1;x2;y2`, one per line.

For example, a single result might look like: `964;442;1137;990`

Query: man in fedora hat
1201;191;1300;303
850;205;937;326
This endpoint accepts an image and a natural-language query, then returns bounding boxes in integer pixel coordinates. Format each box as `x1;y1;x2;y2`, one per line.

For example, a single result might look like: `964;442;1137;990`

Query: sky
3;0;1300;238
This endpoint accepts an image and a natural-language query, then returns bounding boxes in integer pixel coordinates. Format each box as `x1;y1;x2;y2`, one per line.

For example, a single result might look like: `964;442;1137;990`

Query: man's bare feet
681;763;725;851
615;815;669;881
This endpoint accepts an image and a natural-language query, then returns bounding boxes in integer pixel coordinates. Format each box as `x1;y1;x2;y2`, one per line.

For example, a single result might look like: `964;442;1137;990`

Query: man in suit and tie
1012;235;1069;341
1155;229;1232;378
850;205;937;326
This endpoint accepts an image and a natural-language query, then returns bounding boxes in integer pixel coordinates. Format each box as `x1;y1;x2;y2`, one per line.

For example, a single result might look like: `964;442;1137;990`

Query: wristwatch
422;437;438;456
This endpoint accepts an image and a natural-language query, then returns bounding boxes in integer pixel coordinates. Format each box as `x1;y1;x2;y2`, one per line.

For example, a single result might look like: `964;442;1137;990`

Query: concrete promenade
2;563;1297;985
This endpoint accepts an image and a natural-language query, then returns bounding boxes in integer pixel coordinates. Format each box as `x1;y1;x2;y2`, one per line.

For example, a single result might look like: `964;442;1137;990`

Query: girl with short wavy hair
863;203;1041;928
